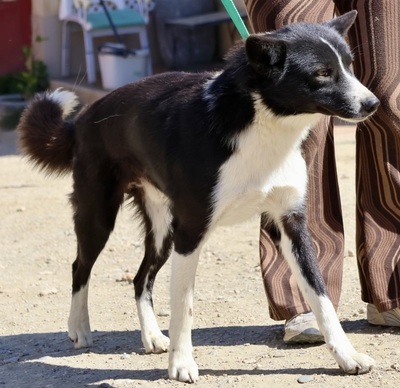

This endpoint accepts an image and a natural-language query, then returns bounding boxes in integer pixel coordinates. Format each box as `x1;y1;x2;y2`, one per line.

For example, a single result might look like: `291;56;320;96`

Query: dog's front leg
279;211;375;374
168;248;200;383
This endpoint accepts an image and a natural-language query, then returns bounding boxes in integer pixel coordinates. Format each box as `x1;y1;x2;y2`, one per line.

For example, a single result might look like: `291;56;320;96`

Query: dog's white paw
68;315;93;349
68;320;92;348
169;352;199;383
142;332;170;354
68;285;92;348
329;343;375;375
338;351;375;374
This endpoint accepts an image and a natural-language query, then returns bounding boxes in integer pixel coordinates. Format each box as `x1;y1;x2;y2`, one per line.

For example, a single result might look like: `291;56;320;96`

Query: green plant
0;37;50;129
17;43;49;99
0;36;49;99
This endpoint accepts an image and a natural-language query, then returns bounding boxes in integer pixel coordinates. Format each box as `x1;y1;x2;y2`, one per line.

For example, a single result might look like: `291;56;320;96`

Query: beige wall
31;0;62;78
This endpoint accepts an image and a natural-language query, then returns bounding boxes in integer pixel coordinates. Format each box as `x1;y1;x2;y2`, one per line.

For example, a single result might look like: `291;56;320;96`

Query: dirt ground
1;125;399;388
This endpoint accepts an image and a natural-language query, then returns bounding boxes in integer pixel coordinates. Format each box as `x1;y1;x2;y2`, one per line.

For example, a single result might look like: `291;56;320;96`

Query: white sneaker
367;304;400;327
283;312;325;344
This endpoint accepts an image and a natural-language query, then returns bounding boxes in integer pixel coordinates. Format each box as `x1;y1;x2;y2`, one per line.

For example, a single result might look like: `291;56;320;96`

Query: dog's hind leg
132;181;173;354
276;210;375;374
68;162;124;348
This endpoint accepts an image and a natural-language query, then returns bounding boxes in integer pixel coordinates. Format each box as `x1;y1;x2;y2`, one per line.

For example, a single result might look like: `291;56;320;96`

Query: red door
0;0;32;74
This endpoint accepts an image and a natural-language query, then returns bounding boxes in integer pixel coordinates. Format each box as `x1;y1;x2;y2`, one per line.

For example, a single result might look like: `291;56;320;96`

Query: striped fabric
244;0;400;320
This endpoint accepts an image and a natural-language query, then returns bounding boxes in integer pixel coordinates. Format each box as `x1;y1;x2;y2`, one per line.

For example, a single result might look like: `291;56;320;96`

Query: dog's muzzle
360;96;380;116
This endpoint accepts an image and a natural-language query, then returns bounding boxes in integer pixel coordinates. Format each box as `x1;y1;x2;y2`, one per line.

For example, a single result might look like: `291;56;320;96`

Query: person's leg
335;0;400;325
245;0;333;31
244;0;345;324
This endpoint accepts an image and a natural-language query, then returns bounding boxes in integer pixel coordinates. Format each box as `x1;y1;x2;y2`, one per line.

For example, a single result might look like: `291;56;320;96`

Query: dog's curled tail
17;88;80;175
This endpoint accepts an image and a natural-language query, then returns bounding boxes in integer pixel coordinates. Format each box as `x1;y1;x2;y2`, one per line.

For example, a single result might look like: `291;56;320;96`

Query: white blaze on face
319;37;376;122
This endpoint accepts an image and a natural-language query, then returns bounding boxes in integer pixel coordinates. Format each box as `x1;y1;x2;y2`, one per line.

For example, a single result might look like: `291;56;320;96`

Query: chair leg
138;29;152;76
61;21;71;77
83;32;96;84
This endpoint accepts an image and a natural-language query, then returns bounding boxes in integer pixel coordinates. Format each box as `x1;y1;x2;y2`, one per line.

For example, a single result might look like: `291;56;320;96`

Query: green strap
220;0;250;39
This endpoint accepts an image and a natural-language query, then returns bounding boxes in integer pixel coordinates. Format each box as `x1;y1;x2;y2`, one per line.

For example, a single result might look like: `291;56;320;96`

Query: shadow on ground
2;321;397;387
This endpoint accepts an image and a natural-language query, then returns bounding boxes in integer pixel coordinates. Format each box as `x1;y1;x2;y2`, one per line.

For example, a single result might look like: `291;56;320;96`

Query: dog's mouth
335;107;380;123
337;115;374;124
320;96;380;123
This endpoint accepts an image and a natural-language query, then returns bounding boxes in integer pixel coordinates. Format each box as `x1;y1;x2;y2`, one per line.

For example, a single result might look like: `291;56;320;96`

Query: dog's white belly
215;190;268;226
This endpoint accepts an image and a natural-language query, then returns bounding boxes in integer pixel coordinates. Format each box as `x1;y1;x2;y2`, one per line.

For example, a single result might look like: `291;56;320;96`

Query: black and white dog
18;11;379;383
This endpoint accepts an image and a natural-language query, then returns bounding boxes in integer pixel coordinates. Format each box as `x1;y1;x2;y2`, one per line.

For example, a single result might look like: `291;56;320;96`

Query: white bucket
98;45;148;90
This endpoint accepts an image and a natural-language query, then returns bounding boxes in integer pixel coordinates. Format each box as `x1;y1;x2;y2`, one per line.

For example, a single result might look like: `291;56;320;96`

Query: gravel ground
1;126;399;388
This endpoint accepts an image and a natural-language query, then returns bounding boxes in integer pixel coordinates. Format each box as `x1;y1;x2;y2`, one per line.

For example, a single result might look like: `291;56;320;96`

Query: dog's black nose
362;97;380;114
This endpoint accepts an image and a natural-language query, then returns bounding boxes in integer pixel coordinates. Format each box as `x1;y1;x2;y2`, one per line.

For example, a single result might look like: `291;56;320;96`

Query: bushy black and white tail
17;88;79;175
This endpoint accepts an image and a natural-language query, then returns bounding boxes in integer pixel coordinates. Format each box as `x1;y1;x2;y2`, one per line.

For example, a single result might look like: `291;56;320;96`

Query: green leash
220;0;250;39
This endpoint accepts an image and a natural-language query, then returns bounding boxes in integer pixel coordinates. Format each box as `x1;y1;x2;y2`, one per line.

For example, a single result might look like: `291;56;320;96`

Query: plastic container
98;43;149;90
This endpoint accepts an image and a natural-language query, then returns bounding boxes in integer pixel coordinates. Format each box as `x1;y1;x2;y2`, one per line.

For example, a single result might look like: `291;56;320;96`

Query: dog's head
245;11;379;122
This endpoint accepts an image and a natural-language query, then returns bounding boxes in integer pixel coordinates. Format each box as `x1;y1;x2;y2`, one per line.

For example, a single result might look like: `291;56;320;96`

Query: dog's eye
316;69;332;78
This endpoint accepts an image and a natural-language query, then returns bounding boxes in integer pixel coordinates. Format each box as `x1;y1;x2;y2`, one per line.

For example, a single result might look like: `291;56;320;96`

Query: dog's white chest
211;111;319;227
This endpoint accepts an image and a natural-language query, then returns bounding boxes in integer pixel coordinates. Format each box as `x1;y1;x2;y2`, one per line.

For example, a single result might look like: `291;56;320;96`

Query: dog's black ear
245;34;286;76
324;10;357;36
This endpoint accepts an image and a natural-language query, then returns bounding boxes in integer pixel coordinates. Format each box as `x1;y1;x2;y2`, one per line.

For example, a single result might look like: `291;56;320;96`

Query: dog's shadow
1;322;397;386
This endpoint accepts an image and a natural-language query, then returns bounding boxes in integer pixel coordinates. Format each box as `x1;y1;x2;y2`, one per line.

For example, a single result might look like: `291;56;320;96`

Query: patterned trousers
244;0;400;320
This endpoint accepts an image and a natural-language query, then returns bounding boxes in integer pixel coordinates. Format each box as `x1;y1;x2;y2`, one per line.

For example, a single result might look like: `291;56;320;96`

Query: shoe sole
284;333;325;344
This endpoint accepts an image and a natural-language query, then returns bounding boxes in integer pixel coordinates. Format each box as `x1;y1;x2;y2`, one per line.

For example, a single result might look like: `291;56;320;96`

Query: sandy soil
1;126;399;388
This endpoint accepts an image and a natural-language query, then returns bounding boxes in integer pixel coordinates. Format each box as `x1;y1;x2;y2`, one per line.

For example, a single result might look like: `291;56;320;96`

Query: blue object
220;0;250;39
